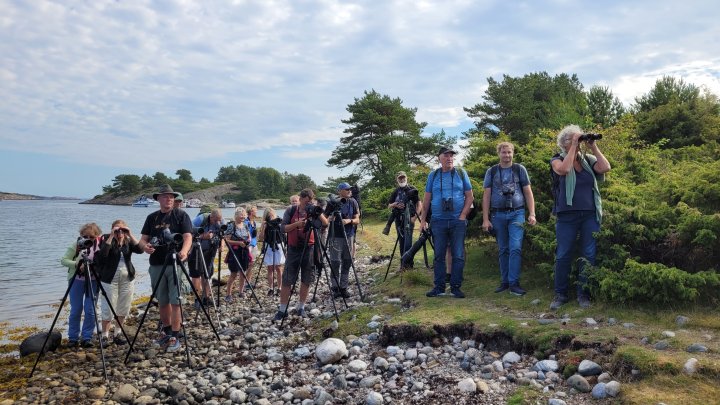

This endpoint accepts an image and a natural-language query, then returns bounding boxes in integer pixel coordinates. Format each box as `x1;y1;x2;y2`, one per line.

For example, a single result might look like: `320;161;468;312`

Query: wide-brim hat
437;146;457;156
153;184;180;200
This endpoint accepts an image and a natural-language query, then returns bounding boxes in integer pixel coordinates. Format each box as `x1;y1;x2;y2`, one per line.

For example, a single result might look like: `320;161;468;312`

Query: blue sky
1;0;719;198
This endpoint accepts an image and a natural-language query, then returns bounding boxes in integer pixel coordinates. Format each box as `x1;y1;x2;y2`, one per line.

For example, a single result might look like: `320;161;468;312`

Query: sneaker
165;337;181;353
66;340;79;349
382;224;391;235
450;286;465;299
296;308;307;318
509;284;527;296
224;295;234;303
426;288;443;297
113;335;127;346
81;340;94;348
273;310;287;321
340;288;351;299
494;283;509;293
578;296;591;308
550;295;569;310
153;334;171;349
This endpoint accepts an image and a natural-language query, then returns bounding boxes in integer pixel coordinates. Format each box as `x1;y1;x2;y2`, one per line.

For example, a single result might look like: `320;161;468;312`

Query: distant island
0;191;82;201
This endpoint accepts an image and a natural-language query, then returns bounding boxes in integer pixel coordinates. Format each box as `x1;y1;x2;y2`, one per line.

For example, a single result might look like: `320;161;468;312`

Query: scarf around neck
559;151;603;223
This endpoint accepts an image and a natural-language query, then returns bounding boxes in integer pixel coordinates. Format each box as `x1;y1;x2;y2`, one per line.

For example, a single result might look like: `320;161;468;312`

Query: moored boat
131;195;160;207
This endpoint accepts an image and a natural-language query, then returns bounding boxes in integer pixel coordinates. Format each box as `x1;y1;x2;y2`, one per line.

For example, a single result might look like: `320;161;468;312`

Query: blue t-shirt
192;214;226;250
424;168;473;220
551;156;596;213
482;164;531;209
245;218;258;247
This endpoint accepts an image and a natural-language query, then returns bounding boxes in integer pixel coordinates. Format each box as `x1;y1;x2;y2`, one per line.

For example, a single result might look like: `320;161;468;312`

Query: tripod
124;243;220;367
323;210;365;301
188;238;221;325
30;249;130;380
226;241;263;308
252;224;287;293
279;217;343;328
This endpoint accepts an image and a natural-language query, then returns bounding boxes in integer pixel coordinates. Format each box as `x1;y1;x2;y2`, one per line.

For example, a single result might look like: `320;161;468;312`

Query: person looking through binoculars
273;188;328;321
60;223;103;348
138;185;193;353
94;219;142;345
327;183;360;299
243;205;259;292
190;208;225;307
383;171;422;260
258;208;285;296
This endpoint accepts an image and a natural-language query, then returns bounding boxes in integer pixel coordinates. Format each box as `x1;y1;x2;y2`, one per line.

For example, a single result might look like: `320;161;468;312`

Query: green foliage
102;174;142;194
175;169;193;182
328;89;453;188
593;259;720;305
214;165;317;201
586;85;625;128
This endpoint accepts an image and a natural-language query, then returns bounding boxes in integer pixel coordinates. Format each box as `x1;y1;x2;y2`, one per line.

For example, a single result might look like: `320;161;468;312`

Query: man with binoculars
138;184;193;353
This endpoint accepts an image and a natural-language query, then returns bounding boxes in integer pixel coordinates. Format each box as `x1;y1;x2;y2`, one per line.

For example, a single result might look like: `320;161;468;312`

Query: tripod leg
317;233;348;310
169;257;192;367
29;277;75;377
93;273;133;348
216;244;223;308
85;274;108;381
227;246;263;309
124;260;168;364
179;258;220;341
384;231;402;281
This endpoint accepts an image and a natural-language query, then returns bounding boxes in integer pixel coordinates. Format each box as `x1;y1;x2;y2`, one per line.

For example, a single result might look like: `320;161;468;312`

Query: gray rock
687;343;708;353
530;298;541;305
314;390;333;405
333;374;348;389
533;359;559;372
683;358;698;375
167;382;186;397
457;377;477;393
676;315;689;326
267;352;284;362
348;359;368;372
410;381;424;392
591;382;607;399
359;375;382;388
548;399;567;405
492;360;504;372
662;330;676;338
605;381;621;397
405;348;418;360
538;319;556;325
366;391;384;405
386;345;400;355
585;318;598;326
566;375;591;393
623;322;635;328
367;321;381;329
373;357;389;370
578;359;602;376
316;338;348;364
293;388;313;400
608;318;617;325
111;383;139;403
294;346;312;358
229;390;247;403
654;340;669;350
598;372;612;383
502;351;521;363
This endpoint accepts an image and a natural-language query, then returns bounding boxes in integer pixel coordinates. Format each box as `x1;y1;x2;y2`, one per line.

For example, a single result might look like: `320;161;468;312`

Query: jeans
396;220;415;257
68;277;98;342
490;209;525;285
554;210;599;297
430;218;467;289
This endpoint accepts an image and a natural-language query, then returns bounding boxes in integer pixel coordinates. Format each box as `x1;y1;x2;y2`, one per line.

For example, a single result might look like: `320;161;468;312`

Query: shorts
282;245;315;286
148;264;181;306
100;266;134;320
188;248;215;278
263;247;286;266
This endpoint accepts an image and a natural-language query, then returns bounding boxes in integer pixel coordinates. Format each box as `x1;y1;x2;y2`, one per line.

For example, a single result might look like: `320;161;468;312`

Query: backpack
429;168;478;220
489;163;520;188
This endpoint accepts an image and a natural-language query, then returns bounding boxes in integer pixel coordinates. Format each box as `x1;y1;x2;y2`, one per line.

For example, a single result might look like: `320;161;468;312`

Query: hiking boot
494;283;509;293
509;284;527;296
340;288;351;299
153;334;171;349
382;224;391;235
550;295;569;310
166;337;181;353
113;335;127;346
450;286;465;299
66;340;79;349
273;310;287;321
81;340;94;348
426;288;443;297
578;295;591;308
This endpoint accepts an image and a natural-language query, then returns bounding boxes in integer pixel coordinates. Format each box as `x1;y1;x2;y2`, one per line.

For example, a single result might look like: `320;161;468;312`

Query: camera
326;193;347;212
266;217;282;228
578;133;602;142
150;227;183;247
193;227;205;237
305;203;324;218
442;198;453;212
501;183;516;196
77;237;94;249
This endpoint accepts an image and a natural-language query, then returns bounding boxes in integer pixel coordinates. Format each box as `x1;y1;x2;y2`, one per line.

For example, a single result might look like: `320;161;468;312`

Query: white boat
131;195;160;207
220;200;236;208
185;198;203;208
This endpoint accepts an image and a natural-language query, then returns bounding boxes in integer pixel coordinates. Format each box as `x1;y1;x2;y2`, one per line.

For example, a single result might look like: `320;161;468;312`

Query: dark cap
152;184;180;200
437;146;457;156
396;171;407;178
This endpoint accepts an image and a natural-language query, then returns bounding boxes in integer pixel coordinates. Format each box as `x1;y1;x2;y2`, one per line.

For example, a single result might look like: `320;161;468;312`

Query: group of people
387;125;610;311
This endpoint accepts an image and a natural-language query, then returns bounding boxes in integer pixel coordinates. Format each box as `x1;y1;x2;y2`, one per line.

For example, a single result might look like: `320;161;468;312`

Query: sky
1;0;719;198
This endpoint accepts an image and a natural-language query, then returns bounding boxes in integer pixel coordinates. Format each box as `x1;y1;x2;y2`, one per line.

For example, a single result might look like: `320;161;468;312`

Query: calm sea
0;199;279;333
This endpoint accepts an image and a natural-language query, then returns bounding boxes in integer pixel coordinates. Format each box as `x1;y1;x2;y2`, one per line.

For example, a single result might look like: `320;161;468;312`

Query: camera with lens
77;237;94;249
578;133;602;142
305;203;324;219
441;197;453;212
266;217;282;229
193;227;205;238
150;227;183;247
326;193;347;213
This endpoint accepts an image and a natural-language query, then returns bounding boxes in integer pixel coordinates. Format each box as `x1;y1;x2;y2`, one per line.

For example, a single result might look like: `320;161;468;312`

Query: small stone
457;378;476;392
530;298;541;305
623;322;635;328
359;375;382;388
585;318;597;326
661;330;676;338
502;351;521;363
591;382;607;399
348;359;368;372
548;399;567;405
314;390;333;405
683;358;698;375
229;390;247;403
316;338;348;364
687;343;708;353
87;387;106;399
605;380;621;397
366;391;384;405
654;340;670;350
367;321;381;329
598;372;612;383
533;359;559;372
333;374;348;389
476;380;489;393
295;346;312;358
373;357;389;370
111;383;139;402
293;388;313;400
405;348;418;360
492;360;504;372
608;318;617;325
676;315;689;327
566;375;591;393
578;360;602;376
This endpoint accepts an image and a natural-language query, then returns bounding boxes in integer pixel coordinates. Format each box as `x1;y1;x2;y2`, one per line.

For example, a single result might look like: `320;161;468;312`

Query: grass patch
506;386;542;405
622;374;719;405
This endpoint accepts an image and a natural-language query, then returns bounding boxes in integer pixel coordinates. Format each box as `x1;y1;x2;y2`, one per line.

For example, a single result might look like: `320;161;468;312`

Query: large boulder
19;331;62;357
315;338;348;364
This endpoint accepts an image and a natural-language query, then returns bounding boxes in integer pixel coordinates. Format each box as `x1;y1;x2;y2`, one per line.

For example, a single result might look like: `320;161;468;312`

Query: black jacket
94;235;143;283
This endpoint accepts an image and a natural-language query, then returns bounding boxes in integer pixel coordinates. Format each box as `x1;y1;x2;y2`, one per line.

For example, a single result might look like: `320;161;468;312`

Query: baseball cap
437;146;457;156
337;182;352;190
396;171;407;178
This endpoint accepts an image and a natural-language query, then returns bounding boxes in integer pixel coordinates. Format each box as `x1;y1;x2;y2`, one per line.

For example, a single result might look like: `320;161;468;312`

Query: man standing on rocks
384;171;422;261
139;185;193;353
420;146;474;298
481;141;537;296
273;188;328;320
328;182;360;299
